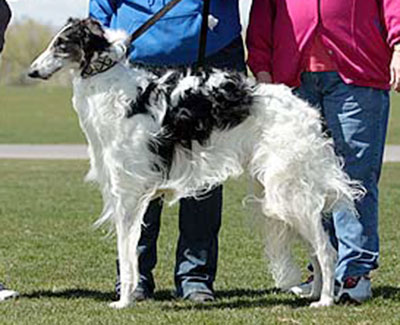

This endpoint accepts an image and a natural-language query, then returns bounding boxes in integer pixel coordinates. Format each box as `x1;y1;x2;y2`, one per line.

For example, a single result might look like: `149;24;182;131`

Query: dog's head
28;18;127;80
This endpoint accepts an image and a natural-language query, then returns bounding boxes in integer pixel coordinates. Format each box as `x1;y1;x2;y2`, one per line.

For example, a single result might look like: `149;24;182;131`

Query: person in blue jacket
89;0;246;302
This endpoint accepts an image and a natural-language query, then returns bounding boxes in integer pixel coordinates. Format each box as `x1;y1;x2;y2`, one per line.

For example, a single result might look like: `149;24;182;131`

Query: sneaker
115;281;153;301
131;287;153;301
289;275;314;297
289;275;341;297
186;291;215;303
0;284;19;302
336;276;372;304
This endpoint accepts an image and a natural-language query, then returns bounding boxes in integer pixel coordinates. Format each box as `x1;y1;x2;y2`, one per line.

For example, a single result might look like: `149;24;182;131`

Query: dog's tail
248;82;365;288
250;82;365;216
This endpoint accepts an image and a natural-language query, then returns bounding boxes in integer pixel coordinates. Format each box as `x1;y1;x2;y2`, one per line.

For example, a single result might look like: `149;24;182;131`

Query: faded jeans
295;71;390;282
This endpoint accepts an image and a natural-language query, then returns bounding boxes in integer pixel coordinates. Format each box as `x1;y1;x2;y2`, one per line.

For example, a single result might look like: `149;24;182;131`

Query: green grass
0;160;399;324
0;86;84;144
0;86;400;144
389;92;400;144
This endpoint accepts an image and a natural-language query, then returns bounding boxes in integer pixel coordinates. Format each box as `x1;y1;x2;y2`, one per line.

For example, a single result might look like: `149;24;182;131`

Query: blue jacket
89;0;241;65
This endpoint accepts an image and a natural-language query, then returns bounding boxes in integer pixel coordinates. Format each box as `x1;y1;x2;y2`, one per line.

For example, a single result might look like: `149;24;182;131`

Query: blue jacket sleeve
89;0;117;27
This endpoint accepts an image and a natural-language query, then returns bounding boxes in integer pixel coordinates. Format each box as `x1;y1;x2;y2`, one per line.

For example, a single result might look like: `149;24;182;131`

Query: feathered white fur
29;18;364;309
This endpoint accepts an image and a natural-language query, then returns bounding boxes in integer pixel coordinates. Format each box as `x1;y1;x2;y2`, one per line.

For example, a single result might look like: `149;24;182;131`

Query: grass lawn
0;86;400;144
0;160;399;324
0;87;84;144
389;92;400;144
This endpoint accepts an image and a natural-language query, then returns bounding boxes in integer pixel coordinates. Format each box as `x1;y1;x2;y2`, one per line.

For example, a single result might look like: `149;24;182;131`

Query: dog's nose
28;69;40;78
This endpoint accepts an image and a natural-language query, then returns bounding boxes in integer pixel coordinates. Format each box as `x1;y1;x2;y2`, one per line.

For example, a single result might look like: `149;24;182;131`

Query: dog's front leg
109;195;151;309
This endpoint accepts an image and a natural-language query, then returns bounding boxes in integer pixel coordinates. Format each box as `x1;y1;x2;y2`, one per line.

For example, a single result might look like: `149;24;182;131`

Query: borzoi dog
29;18;363;309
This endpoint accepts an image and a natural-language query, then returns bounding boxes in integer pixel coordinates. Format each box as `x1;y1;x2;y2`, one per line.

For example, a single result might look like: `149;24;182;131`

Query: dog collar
81;54;118;79
80;0;184;79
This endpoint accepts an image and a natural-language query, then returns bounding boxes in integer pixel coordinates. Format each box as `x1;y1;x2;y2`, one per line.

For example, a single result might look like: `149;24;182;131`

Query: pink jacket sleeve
381;0;400;48
246;0;275;76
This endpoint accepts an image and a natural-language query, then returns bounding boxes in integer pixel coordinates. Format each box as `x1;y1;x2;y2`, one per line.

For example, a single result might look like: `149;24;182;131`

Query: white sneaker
289;275;341;298
0;284;19;301
289;275;313;297
336;276;372;304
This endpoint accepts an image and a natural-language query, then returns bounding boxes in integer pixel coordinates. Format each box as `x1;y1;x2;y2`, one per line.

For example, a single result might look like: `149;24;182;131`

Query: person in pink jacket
247;0;400;303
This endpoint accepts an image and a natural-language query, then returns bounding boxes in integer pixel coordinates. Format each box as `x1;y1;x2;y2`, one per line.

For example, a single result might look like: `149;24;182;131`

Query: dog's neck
80;35;130;79
74;62;155;104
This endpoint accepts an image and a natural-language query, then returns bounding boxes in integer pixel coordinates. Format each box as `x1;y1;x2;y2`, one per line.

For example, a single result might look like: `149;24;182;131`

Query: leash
82;0;184;78
124;0;184;48
196;0;210;69
82;0;213;78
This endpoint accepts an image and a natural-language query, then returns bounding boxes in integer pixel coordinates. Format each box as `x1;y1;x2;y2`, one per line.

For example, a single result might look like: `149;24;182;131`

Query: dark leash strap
124;0;184;49
196;0;210;69
82;0;184;78
127;0;210;66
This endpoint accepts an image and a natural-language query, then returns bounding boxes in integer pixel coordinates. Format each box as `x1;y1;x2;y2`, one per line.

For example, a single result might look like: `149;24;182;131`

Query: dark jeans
121;36;247;298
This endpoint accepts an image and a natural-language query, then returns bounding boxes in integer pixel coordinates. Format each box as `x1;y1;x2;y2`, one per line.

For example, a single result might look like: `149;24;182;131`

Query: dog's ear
67;17;80;25
78;18;113;73
80;18;110;52
82;18;105;38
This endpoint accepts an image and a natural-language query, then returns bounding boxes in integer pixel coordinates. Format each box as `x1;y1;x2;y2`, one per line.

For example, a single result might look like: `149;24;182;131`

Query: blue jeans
295;72;390;282
135;36;247;298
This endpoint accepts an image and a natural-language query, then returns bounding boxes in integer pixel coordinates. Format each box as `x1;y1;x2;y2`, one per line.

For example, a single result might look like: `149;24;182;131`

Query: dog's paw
109;300;132;309
309;297;334;308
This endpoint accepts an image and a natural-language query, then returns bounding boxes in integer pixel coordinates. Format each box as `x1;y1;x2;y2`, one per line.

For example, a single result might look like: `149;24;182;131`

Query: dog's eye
54;38;69;51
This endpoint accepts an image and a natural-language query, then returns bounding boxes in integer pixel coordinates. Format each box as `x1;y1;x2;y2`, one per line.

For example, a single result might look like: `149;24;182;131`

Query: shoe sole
336;292;371;304
0;292;19;301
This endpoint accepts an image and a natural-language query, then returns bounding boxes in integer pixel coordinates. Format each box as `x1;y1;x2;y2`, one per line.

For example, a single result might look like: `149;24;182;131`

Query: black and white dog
29;18;363;309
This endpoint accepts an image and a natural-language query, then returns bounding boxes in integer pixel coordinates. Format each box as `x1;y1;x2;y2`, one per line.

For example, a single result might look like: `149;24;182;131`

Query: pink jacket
247;0;400;90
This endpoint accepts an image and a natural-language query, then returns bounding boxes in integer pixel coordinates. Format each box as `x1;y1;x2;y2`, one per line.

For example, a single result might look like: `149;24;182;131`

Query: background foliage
0;20;70;86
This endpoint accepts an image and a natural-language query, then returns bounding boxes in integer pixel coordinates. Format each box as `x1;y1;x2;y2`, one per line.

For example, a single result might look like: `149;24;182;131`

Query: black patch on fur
163;71;183;89
126;82;158;118
137;69;254;173
148;135;176;173
164;71;253;145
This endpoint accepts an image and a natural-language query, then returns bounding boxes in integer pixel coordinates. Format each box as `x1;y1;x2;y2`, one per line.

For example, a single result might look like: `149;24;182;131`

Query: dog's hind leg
109;194;151;309
296;216;336;307
310;237;336;307
308;252;323;300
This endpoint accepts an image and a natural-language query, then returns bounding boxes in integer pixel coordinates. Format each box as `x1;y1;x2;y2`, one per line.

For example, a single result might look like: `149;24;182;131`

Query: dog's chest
72;83;125;146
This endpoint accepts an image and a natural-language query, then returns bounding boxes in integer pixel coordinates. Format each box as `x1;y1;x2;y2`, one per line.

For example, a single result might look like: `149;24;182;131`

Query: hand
390;48;400;92
256;71;273;84
108;40;128;61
